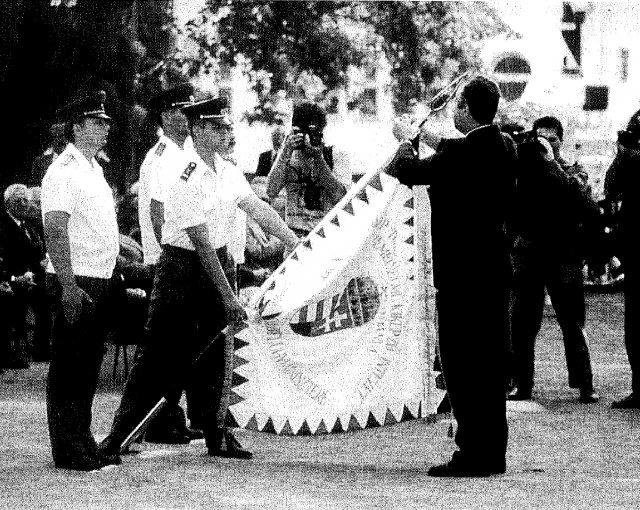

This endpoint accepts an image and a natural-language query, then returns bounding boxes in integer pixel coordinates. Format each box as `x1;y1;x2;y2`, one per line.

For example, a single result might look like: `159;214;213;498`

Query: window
583;86;609;111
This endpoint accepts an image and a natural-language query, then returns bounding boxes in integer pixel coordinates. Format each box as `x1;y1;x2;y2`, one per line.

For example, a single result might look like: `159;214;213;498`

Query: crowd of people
0;73;637;477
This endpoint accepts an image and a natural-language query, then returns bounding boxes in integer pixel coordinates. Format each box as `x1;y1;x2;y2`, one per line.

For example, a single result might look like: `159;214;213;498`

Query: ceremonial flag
230;145;444;435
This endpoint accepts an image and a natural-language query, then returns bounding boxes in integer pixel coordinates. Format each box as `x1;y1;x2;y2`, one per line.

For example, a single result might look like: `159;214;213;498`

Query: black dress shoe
579;389;600;403
98;436;138;456
56;452;120;471
206;428;253;459
183;427;204;440
507;387;532;401
97;452;122;466
428;457;505;477
611;393;640;409
145;429;191;445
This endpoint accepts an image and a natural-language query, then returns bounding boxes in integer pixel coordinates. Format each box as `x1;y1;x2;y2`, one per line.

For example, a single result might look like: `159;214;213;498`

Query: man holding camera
266;102;347;237
508;132;600;404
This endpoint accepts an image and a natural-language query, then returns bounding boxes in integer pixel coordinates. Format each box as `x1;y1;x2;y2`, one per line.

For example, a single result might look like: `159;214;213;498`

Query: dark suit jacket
255;150;275;177
0;212;46;278
394;125;517;290
511;149;601;268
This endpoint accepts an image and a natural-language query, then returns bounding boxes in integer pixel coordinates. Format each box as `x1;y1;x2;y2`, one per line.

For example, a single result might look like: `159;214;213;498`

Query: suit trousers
436;287;510;466
625;267;639;395
106;245;229;445
46;274;115;465
510;260;594;391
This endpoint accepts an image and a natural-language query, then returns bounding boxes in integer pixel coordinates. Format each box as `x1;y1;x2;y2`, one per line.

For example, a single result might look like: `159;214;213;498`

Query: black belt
161;244;228;259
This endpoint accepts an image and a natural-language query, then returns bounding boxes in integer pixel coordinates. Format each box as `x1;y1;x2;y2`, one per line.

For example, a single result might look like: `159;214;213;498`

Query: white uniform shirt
138;135;188;264
215;154;252;264
41;143;119;279
162;151;255;252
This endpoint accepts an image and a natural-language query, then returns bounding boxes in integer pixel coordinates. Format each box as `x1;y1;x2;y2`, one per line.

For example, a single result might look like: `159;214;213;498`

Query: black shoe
145;429;191;445
611;394;640;409
98;436;138;457
206;429;253;459
183;427;204;441
507;387;532;401
428;457;505;477
579;389;600;403
56;452;119;471
97;452;122;466
224;430;253;459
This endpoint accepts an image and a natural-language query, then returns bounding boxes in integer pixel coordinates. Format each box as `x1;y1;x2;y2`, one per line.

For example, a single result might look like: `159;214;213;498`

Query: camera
293;124;323;148
509;129;536;145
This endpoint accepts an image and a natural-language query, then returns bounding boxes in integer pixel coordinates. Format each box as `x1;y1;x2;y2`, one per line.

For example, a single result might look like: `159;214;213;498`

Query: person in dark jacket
507;136;600;403
607;110;640;409
0;184;49;365
254;123;286;178
386;76;516;477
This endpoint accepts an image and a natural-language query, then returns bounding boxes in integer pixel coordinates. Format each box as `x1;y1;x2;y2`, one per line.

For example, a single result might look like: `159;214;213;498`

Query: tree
0;0;177;190
177;1;511;123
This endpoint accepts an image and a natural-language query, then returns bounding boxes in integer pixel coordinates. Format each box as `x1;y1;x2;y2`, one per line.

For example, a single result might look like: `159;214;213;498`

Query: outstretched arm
238;195;299;250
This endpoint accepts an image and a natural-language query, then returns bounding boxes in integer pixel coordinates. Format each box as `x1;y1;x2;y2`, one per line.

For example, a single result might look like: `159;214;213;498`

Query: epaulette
59;153;76;166
154;142;166;157
180;162;197;181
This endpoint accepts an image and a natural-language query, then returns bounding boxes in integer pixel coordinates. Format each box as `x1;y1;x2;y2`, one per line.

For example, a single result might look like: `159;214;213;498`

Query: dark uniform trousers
46;273;116;465
510;258;594;392
436;285;510;467
106;245;232;445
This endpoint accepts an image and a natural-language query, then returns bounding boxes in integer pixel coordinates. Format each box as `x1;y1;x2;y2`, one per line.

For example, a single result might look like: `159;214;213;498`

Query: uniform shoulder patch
180;162;197;181
154;142;166;157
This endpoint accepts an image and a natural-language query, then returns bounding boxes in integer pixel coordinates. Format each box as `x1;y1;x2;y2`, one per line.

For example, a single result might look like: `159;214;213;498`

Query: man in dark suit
0;183;49;365
606;110;640;409
386;76;516;477
254;123;286;178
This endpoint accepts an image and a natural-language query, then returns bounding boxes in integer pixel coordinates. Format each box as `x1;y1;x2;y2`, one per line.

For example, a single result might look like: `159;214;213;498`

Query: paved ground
1;291;639;509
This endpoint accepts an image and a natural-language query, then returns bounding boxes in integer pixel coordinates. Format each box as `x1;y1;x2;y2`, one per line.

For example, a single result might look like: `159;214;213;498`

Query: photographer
267;102;347;237
508;134;600;403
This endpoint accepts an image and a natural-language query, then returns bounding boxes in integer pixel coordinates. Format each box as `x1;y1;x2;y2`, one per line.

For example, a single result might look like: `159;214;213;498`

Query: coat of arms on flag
230;146;444;435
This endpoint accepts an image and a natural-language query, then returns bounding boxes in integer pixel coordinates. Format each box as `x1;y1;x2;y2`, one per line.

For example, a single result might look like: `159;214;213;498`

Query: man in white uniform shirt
42;90;121;471
100;98;298;460
136;83;208;444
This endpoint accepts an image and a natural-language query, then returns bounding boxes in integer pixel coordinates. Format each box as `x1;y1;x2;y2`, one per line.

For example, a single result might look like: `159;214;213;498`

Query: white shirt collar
465;124;493;137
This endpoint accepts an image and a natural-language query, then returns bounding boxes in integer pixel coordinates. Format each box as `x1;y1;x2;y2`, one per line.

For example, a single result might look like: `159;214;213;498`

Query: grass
1;291;639;509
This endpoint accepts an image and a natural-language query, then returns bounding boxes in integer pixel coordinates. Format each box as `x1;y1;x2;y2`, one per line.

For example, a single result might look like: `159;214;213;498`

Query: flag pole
118;325;233;454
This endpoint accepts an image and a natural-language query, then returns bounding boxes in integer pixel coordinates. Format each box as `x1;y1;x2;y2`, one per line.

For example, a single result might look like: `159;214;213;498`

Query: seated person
254;123;287;179
0;184;49;364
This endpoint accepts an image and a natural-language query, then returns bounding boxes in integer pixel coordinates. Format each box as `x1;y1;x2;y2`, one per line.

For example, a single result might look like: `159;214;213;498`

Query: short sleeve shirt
41;143;119;279
138;135;189;264
213;153;254;254
161;151;256;252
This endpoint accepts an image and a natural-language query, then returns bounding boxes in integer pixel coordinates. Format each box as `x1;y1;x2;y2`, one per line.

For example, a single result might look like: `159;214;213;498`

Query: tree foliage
177;1;511;123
